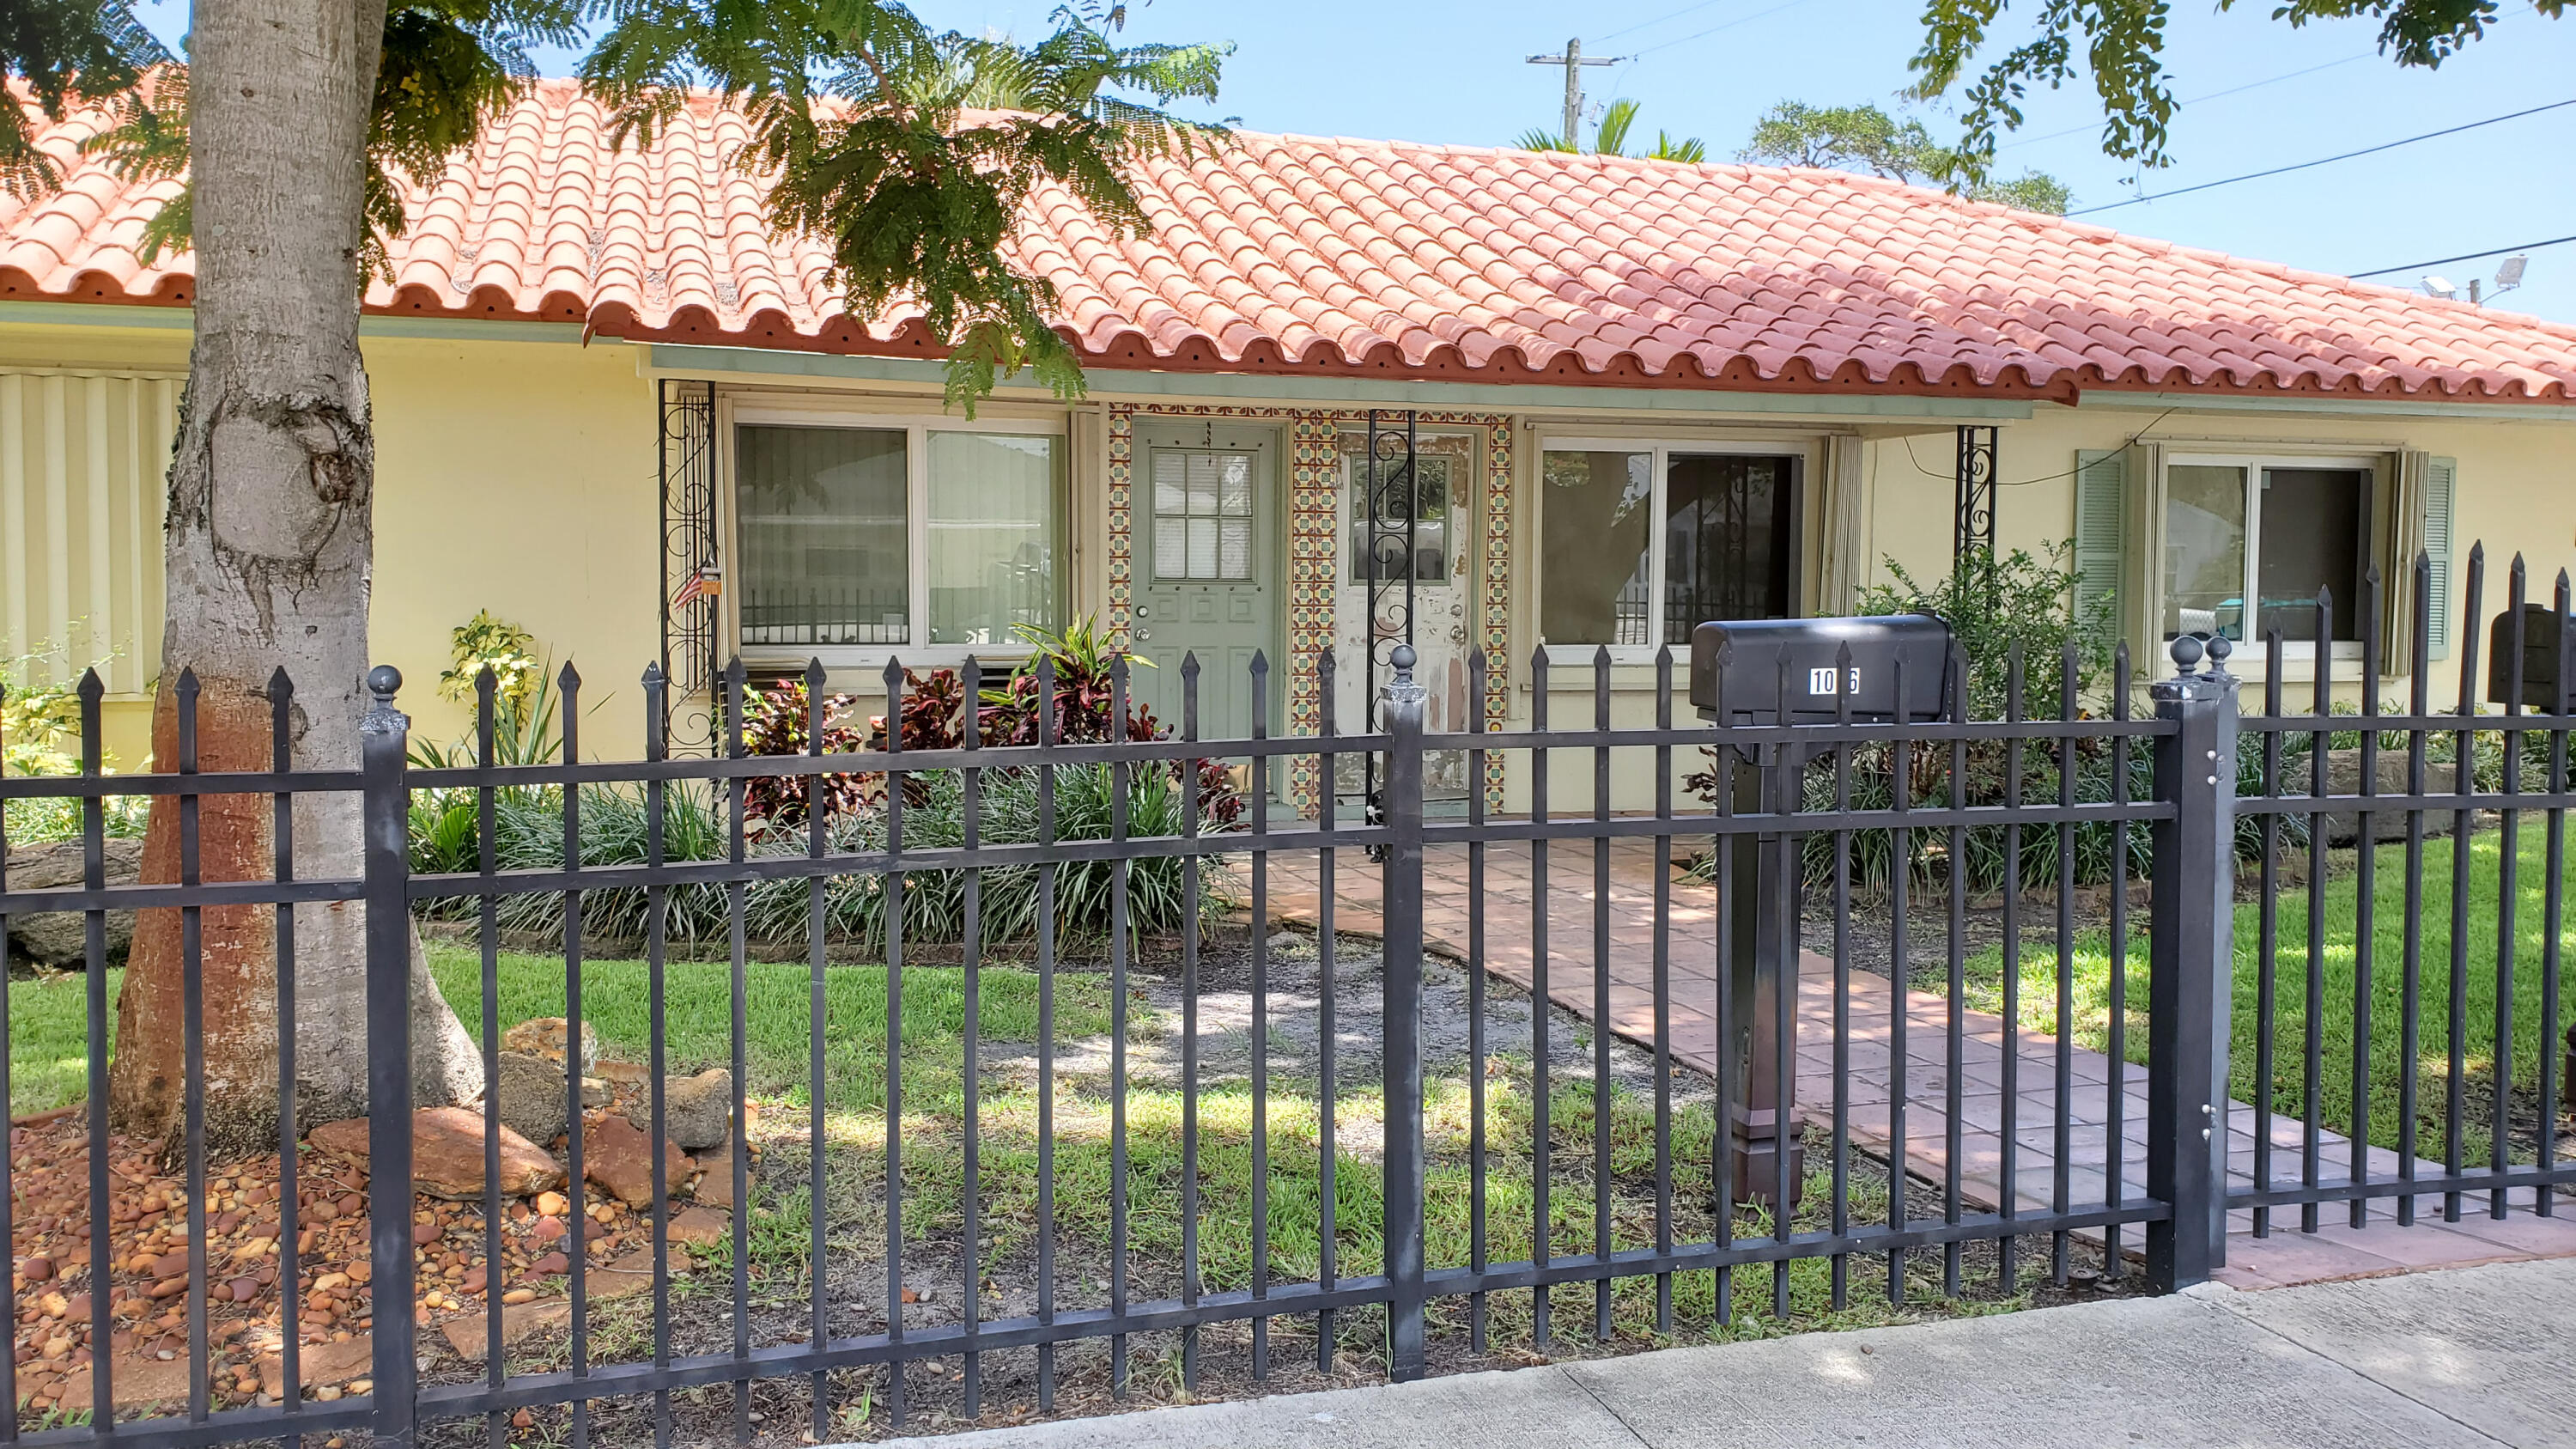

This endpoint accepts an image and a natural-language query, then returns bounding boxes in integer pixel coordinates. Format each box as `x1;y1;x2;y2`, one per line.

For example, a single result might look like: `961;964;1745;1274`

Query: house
8;80;2576;813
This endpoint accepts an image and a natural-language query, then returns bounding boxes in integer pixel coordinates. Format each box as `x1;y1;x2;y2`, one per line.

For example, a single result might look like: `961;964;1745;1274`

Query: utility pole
1527;38;1619;149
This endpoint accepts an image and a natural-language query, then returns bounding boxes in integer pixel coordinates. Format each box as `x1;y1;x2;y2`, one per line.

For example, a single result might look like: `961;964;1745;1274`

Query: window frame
1534;434;1812;663
720;398;1069;669
2161;450;2375;664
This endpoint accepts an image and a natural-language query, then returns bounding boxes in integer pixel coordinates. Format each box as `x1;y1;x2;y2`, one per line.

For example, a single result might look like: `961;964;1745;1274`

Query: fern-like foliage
3;0;168;202
75;0;583;276
582;0;1230;412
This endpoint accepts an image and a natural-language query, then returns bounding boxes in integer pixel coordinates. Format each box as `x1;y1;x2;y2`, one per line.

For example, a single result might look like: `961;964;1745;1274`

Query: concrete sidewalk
887;1257;2576;1449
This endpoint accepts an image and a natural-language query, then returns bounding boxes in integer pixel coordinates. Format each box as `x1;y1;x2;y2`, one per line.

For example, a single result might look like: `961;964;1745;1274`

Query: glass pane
1540;450;1653;646
1188;517;1218;577
928;432;1062;646
1219;454;1252;514
1187;454;1219;514
1155;520;1188;580
736;424;908;646
2165;465;2250;640
1664;454;1794;642
1219;519;1251;579
1153;453;1187;515
2257;467;2364;642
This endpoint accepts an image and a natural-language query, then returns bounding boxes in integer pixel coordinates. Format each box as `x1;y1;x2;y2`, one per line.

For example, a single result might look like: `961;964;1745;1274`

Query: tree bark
107;0;478;1148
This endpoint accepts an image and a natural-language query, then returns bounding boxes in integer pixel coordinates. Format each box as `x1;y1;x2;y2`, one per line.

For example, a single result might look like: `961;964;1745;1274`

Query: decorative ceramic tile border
1104;402;1513;815
1105;405;1134;648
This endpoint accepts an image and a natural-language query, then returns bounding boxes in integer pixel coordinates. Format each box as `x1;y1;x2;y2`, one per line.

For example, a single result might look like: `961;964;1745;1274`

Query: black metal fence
3;550;2571;1447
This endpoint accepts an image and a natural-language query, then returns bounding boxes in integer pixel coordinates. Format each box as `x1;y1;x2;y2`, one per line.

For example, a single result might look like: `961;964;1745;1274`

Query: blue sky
131;0;2576;323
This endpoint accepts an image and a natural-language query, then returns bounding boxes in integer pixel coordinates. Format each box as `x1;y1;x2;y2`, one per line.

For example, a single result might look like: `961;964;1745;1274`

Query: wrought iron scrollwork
1362;409;1419;846
1953;424;1998;562
659;377;719;755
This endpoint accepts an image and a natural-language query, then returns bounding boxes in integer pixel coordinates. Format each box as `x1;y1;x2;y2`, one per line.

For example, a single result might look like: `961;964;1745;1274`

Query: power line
2349;233;2576;279
2064;96;2576;216
1625;0;1813;58
1593;0;1735;43
1996;1;2540;154
1995;52;2372;151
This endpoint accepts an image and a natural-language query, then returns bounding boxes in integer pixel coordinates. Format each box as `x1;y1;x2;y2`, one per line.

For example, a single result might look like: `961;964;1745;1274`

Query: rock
664;1206;728;1249
589;1246;691;1301
53;1352;191;1413
20;1255;55;1282
582;1115;691;1208
690;1135;744;1210
626;1068;733;1150
4;838;144;966
493;1051;570;1148
440;1297;570;1361
501;1017;598;1075
532;1190;568;1218
2284;748;2462;845
256;1336;374;1399
307;1108;567;1201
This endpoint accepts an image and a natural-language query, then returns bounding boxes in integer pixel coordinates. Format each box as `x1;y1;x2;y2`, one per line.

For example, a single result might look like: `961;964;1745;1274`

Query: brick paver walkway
1232;836;2576;1289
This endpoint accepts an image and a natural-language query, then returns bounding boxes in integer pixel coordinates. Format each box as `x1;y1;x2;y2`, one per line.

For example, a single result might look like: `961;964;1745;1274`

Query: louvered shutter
0;369;177;697
2072;450;2124;636
2422;456;2458;661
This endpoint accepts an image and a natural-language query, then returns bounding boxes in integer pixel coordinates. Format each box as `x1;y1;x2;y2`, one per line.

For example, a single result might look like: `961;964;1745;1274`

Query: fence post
2147;636;2239;1291
361;665;420;1446
1378;644;1428;1380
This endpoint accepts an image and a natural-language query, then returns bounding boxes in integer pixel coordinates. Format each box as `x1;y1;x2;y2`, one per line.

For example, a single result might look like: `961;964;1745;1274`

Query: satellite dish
2494;254;2530;290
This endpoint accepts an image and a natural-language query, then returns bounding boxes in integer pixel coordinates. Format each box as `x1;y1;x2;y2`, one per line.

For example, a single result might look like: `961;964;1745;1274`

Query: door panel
1334;426;1476;804
1133;422;1277;744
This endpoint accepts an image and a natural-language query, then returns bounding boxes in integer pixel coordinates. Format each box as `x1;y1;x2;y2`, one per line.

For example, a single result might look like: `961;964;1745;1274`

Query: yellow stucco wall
365;335;661;756
11;305;2576;810
1865;399;2576;709
1;316;662;765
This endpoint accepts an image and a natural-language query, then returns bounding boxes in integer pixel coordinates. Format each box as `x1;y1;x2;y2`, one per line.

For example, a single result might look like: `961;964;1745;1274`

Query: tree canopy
1;0;167;200
11;0;1230;411
1907;0;2563;184
583;0;1226;406
1736;100;2072;214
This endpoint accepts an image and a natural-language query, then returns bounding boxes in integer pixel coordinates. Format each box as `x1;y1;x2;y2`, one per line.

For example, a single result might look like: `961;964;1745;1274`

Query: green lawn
1961;826;2571;1161
7;942;2065;1364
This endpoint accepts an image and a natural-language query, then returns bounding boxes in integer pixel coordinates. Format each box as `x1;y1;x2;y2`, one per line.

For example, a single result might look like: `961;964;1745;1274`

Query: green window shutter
2423;456;2458;661
2072;449;2125;635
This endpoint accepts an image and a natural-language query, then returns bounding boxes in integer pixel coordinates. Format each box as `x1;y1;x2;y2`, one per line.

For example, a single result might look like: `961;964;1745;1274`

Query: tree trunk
107;0;478;1148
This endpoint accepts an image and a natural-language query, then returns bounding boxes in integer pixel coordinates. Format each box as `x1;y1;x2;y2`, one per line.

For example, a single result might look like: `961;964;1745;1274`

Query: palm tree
1516;98;1704;161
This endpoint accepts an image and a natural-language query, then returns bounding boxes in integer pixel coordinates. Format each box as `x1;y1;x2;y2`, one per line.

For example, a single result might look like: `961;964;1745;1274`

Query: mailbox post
1690;614;1954;1209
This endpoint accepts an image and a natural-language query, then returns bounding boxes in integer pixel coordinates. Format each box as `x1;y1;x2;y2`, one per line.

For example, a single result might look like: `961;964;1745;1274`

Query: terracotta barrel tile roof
9;77;2576;402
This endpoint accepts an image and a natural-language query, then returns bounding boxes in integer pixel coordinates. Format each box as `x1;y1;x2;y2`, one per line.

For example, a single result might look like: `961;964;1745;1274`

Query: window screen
2257;467;2365;642
1663;454;1793;639
929;432;1063;645
1539;449;1654;646
737;424;908;646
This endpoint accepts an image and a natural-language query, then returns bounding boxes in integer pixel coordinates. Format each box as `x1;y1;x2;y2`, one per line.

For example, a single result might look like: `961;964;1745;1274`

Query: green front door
1133;421;1276;742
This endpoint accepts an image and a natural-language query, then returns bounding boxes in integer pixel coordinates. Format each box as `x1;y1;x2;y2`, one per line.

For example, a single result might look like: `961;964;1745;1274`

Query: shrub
437;612;544;723
1854;541;2116;720
3;647;147;844
736;675;865;831
1688;544;2286;898
414;764;1224;951
415;615;1241;948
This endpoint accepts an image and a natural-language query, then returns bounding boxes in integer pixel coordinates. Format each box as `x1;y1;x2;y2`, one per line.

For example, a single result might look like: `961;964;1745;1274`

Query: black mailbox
1690;614;1955;724
2488;604;2570;710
